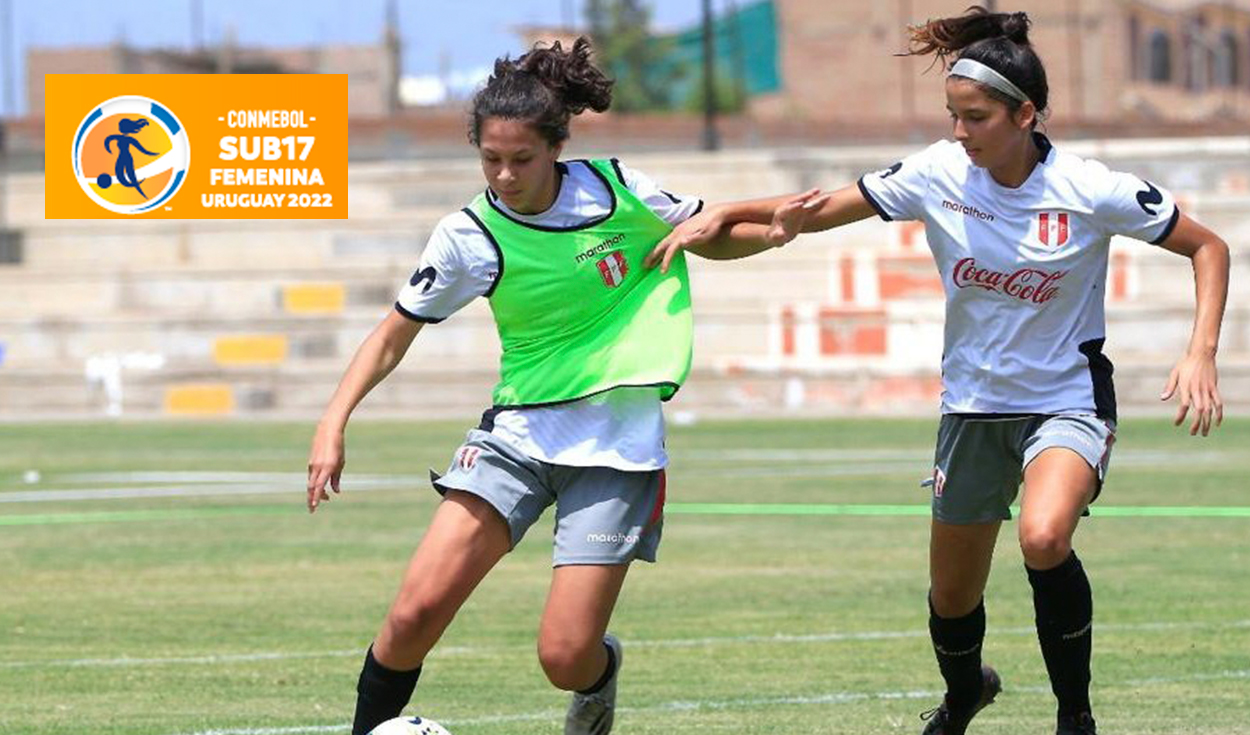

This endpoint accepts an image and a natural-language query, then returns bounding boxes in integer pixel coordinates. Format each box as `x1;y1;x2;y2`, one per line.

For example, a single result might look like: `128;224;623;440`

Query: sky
0;0;713;116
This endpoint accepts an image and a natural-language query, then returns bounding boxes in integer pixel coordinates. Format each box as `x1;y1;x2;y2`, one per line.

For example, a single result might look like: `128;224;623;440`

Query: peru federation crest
596;251;629;288
1038;211;1070;247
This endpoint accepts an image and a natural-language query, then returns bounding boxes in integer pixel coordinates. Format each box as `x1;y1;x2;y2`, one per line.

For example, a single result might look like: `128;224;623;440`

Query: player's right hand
645;206;726;273
307;423;346;513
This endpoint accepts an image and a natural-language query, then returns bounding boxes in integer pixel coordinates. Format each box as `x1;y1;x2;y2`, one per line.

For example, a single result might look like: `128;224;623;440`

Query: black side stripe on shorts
1079;337;1117;422
478;406;503;432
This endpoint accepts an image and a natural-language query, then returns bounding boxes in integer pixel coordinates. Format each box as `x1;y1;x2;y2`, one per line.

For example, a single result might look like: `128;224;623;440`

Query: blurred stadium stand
0;0;1247;418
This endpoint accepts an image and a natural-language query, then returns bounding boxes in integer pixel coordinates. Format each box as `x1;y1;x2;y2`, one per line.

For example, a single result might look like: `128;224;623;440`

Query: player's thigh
391;490;512;613
929;518;1002;617
1018;414;1114;561
540;563;631;647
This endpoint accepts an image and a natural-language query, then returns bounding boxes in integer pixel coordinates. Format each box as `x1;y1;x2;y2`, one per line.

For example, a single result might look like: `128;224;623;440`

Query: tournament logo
71;95;190;214
1038;211;1070;247
596;251;629;288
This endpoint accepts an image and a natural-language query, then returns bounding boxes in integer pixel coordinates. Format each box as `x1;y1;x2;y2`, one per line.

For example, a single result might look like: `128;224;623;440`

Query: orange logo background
46;74;347;219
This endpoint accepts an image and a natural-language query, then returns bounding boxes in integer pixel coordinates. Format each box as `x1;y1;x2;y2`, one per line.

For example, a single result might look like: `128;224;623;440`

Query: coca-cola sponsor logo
951;257;1066;304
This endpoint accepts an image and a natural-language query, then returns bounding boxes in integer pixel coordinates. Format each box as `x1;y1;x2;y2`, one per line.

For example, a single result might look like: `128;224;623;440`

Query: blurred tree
585;0;680;113
684;74;746;114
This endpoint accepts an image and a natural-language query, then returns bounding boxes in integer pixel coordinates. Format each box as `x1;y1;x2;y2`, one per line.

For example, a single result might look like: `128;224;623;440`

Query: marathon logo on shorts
932;466;946;498
1038;211;1070;247
456;445;480;471
586;532;640;544
596;251;629;288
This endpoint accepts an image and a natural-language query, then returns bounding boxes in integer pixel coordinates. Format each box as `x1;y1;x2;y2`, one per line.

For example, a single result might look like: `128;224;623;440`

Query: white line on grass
9;620;1246;670
160;670;1250;735
0;478;418;503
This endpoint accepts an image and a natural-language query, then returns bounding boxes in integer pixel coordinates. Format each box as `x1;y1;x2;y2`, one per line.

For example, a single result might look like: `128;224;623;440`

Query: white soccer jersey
858;134;1180;419
395;159;703;470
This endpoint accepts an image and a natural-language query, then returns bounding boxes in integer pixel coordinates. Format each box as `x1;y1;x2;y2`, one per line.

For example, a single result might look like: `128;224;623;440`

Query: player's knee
929;585;982;619
1019;524;1072;568
537;634;598;690
382;596;456;646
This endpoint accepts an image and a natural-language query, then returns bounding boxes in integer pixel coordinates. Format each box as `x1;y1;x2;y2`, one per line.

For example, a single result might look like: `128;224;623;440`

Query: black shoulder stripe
609;157;628;186
394;302;445;324
461;207;505;297
856;177;893;222
659;189;682;204
1150;205;1181;245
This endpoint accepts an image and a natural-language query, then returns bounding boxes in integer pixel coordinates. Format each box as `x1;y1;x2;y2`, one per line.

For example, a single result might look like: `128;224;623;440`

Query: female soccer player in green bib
306;38;819;735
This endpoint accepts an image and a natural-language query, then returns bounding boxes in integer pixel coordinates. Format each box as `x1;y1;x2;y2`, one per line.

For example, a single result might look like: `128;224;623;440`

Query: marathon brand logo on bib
45;74;347;219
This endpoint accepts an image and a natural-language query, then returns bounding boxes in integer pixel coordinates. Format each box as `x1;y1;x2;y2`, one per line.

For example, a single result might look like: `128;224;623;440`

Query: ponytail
469;37;613;147
903;6;1048;122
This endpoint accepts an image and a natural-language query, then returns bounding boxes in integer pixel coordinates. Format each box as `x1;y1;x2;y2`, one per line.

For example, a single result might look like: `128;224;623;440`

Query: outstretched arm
1155;213;1230;436
646;184;879;272
307;309;424;512
680;189;832;262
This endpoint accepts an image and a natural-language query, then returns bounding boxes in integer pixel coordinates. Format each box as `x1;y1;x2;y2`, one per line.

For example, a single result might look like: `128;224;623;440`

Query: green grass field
2;417;1248;735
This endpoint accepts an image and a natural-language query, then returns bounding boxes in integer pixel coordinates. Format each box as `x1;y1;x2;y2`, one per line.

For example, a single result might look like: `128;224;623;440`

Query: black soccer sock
929;596;987;713
576;640;617;695
1027;551;1093;717
352;645;423;735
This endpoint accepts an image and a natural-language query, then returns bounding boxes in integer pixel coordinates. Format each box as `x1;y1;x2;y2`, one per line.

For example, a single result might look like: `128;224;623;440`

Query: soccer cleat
1056;712;1097;735
564;634;623;735
919;665;1002;735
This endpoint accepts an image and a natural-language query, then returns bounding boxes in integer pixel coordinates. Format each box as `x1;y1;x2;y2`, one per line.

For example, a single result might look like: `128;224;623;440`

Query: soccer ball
367;716;452;735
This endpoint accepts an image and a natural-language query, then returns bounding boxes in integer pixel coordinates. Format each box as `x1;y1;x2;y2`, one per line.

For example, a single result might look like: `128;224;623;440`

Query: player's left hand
765;189;830;247
1160;351;1223;436
645;205;727;273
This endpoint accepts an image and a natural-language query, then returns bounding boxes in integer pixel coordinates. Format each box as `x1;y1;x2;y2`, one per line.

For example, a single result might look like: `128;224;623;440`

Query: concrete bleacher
2;137;1248;418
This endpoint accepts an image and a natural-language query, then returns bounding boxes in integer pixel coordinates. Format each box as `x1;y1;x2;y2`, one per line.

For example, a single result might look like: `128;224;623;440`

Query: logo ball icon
72;95;190;214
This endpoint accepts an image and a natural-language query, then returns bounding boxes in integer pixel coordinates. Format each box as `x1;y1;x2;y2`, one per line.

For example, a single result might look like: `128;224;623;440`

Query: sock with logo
351;645;423;735
929;596;987;713
576;640;618;695
1027;551;1093;717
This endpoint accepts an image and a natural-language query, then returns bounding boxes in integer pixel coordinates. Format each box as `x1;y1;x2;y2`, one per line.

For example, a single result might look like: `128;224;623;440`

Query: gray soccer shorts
430;429;666;566
928;414;1117;524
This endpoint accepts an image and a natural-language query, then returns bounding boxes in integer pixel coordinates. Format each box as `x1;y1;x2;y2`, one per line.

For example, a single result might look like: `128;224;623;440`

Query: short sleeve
394;212;499;323
614;160;704;226
856;143;938;222
1092;166;1180;245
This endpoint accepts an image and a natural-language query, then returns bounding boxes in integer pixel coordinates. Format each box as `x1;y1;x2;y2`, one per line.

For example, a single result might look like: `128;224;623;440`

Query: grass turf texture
2;417;1248;735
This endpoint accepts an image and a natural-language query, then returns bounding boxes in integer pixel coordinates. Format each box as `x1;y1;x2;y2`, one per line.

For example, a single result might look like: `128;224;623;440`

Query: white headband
949;58;1031;105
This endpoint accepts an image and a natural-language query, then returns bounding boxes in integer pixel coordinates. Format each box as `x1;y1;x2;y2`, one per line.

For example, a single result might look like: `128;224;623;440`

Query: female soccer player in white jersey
647;7;1229;735
305;38;816;735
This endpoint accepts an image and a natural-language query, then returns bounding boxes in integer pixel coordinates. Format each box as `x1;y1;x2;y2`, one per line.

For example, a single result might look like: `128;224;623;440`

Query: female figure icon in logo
100;118;158;199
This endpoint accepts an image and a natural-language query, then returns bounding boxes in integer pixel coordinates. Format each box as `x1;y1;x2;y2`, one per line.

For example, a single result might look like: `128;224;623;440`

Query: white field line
7;619;1247;670
677;448;1237;465
0;478;419;503
6;445;1241;501
160;670;1250;735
